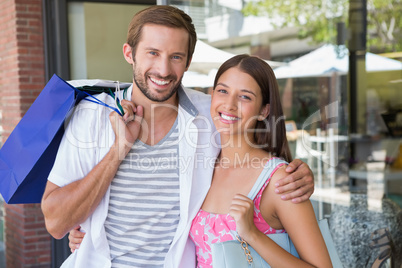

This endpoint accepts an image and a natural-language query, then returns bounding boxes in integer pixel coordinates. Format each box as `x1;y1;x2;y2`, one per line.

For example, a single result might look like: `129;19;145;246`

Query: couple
41;5;330;268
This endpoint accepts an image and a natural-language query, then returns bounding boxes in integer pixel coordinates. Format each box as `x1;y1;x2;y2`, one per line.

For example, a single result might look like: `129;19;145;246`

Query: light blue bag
212;232;298;267
211;158;342;267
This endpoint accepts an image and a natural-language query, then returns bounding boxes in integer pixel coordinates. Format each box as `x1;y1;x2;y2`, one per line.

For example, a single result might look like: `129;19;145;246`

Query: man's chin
136;77;181;103
148;91;177;103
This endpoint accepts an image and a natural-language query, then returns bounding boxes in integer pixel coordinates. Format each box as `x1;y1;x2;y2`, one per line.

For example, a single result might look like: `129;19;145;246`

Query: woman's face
210;67;268;137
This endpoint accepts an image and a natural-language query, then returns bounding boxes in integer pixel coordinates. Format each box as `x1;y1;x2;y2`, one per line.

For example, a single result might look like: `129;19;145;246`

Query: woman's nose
224;94;238;111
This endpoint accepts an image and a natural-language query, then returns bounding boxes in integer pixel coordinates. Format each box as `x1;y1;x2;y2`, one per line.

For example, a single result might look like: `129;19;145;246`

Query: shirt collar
177;85;198;117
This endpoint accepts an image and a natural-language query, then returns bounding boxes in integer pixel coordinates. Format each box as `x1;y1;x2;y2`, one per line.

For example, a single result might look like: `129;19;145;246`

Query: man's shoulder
183;88;211;113
73;92;116;113
67;93;113;128
183;87;211;101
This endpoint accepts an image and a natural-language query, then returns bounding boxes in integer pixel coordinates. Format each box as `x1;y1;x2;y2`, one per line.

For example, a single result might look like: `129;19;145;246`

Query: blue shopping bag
0;74;129;204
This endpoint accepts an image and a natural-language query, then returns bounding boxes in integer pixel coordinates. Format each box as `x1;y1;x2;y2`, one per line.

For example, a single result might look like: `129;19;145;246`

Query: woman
189;54;332;267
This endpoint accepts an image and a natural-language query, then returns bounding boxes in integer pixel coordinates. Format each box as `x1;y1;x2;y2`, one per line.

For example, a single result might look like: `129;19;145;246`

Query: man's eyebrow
144;47;187;57
144;46;159;51
174;52;187;57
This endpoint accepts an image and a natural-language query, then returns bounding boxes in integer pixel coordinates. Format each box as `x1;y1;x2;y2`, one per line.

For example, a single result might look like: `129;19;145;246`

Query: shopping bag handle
73;84;128;116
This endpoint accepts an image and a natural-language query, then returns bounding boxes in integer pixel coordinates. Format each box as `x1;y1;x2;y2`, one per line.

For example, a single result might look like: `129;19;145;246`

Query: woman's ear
123;43;134;65
258;104;270;121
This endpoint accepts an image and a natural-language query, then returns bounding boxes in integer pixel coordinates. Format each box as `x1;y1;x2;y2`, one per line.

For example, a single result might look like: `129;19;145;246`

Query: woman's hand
68;226;85;253
229;194;259;241
275;159;314;203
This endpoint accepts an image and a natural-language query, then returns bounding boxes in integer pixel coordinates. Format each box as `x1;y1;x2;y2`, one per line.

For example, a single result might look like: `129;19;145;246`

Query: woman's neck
218;133;260;167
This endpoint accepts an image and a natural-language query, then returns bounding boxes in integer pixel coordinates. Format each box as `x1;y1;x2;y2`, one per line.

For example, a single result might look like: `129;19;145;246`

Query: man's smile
149;76;171;86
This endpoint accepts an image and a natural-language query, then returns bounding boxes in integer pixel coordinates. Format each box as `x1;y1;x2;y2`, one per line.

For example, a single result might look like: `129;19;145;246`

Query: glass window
68;2;151;81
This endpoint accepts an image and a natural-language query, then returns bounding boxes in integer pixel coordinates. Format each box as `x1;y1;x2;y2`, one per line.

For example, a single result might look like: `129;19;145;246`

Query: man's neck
131;87;180;146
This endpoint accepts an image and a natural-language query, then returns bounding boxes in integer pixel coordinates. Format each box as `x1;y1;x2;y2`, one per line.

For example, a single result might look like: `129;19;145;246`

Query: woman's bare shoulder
268;163;288;187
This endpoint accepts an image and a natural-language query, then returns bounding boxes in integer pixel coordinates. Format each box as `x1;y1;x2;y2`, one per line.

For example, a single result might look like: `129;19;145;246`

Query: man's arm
275;159;314;203
41;101;142;239
41;148;124;239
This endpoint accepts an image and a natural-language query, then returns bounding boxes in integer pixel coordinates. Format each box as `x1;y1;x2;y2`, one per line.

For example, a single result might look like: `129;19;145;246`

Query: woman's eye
172;55;182;60
240;95;251;100
216;89;227;94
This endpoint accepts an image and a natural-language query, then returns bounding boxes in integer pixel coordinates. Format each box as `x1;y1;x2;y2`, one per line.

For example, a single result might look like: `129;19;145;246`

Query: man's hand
68;226;85;253
275;159;314;203
110;100;143;159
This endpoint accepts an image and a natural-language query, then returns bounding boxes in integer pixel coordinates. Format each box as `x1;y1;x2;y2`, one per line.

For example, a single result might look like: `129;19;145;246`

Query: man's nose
156;57;172;77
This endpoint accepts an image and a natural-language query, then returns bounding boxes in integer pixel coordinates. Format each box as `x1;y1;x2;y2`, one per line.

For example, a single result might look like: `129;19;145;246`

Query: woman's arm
230;167;332;268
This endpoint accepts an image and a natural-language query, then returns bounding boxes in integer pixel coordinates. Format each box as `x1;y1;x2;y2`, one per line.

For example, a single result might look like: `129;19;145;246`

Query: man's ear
123;43;134;65
258;104;270;121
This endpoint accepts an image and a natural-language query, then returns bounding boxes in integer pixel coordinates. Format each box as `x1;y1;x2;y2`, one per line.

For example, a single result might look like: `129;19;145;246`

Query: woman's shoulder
263;156;288;177
258;157;288;197
267;160;288;187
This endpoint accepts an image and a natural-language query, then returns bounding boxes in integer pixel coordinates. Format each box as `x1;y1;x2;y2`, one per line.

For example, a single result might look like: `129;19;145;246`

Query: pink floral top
189;160;286;267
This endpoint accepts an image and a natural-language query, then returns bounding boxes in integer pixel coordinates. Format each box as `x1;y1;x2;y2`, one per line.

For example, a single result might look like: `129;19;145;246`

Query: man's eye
149;51;157;56
172;55;185;62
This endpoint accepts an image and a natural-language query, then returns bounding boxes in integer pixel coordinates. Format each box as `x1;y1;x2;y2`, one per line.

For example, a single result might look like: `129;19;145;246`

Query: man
41;5;314;268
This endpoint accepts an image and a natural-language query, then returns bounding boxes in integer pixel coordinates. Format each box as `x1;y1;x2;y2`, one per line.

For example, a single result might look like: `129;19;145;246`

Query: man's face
129;24;190;102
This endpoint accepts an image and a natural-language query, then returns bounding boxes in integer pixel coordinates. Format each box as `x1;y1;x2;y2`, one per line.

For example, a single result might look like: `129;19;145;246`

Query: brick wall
4;205;50;268
0;0;51;267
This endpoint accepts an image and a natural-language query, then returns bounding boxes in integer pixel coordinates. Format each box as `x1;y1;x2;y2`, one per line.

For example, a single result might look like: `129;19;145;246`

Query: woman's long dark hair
213;54;292;162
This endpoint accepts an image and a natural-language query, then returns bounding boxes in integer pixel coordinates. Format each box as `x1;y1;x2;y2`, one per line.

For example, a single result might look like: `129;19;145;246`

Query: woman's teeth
220;113;238;121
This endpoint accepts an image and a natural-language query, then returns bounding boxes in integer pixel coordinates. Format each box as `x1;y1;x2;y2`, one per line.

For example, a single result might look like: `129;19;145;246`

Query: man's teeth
150;77;169;85
220;113;238;121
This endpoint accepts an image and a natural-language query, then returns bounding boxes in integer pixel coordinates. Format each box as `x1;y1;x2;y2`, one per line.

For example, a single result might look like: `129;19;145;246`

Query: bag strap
235;157;290;263
247;157;288;200
73;85;129;116
234;157;288;236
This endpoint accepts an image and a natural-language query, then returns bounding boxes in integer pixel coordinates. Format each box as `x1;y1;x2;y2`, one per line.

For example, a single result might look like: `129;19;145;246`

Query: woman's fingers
229;194;253;218
229;194;257;240
68;226;85;253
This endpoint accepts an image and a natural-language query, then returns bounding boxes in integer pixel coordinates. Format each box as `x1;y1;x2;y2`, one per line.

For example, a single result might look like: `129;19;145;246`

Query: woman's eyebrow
216;82;229;88
216;83;257;96
240;89;257;96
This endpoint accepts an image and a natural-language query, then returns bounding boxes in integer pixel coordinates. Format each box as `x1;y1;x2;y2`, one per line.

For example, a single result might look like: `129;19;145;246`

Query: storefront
0;0;401;267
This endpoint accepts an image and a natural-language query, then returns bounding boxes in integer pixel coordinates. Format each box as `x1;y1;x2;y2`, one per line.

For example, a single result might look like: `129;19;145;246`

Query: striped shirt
105;118;180;267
